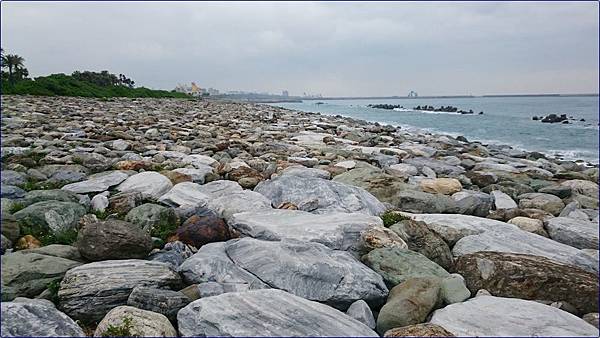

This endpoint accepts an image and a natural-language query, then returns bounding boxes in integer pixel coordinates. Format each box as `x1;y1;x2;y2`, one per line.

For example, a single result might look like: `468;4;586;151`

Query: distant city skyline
2;2;598;96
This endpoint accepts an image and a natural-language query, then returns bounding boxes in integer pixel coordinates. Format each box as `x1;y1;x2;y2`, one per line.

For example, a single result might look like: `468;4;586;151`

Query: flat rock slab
430;295;599;336
207;190;272;220
254;174;385;216
177;289;378;337
13;200;87;234
157;182;210;208
226;238;388;309
1;300;85;337
58;259;182;323
546;217;599;250
61;170;129;194
229;209;382;252
117;171;173;199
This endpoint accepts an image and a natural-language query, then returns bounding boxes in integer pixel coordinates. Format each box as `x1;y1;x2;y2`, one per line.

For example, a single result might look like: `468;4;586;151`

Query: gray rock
346;300;376;329
13;200;86;234
19;244;83;261
1;234;11;254
125;203;178;234
76;219;153;261
157;182;210;208
1;299;85;337
362;247;449;287
58;259;182;323
225;238;388;309
491;190;517;209
172;166;214;184
403;157;465;177
387;163;418;177
207;190;272;220
148;241;195;269
177;289;378;337
127;287;191;322
518;192;565;216
561;179;598;198
94;305;177;337
90;194;109;212
389;220;454;271
1;185;26;199
1;252;82;301
61;170;129;194
546;217;599;250
229;209;382;252
196;180;243;198
117;171;173;199
583;313;599;329
452;190;493;217
1;170;26;186
108;139;131;151
281;165;331;179
391;190;458;214
440;273;470;305
178;242;269;289
376;277;441;334
539;184;572;198
430;295;599;336
254;174;385;216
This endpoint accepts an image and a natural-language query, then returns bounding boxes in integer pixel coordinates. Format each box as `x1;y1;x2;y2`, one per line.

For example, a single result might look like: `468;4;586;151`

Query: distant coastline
311;93;599;101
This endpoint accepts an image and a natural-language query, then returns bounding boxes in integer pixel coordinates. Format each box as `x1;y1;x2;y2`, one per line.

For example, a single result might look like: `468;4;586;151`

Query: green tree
3;53;27;84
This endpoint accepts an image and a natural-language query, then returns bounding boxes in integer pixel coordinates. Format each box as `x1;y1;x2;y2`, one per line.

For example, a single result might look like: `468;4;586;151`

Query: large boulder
58;259;182;323
21;189;80;207
225;238;388;309
206;190;272;220
376;277;441;334
76;220;153;261
546;217;599;250
61;170;129;194
127;287;191;322
175;215;231;248
229;209;382;253
117;171;173;199
177;289;378;336
332;167;411;203
254;174;385;216
561;179;599;198
1;299;85;337
94;305;177;337
125;203;178;235
362;247;449;287
390;190;458;214
455;251;599;314
452;190;493;217
13;201;86;234
430;295;599;336
389;220;453;270
157;182;210;208
517;192;565;216
1;252;82;301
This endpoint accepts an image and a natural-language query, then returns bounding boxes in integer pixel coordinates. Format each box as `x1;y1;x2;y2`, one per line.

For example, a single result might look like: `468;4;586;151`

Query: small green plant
20;224;79;246
8;202;25;214
72;157;84;165
151;222;178;242
381;210;410;227
20;178;39;192
46;280;61;304
93;209;109;220
102;316;138;337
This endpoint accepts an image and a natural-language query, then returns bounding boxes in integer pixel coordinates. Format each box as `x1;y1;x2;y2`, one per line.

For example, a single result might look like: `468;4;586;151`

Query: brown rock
419;178;462;195
108;191;143;215
14;235;41;250
384;323;454;337
76;220;153;261
455;251;599;314
227;166;263;189
176;215;231;248
161;170;192;184
276;202;298;210
389;220;453;271
115;160;151;171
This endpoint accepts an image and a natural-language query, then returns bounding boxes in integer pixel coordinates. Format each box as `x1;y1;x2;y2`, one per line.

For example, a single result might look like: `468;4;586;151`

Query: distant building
408;91;418;98
282;90;289;97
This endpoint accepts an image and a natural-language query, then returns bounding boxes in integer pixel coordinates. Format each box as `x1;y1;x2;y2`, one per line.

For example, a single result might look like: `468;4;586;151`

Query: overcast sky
2;1;598;96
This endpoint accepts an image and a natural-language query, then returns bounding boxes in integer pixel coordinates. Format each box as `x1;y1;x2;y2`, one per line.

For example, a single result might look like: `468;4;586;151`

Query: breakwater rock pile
1;95;598;337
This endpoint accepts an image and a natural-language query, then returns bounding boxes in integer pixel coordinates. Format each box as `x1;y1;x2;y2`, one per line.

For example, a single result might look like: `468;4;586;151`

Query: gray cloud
2;1;598;96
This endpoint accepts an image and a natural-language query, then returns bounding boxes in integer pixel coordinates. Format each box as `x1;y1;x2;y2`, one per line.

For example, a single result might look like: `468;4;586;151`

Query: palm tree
4;54;25;84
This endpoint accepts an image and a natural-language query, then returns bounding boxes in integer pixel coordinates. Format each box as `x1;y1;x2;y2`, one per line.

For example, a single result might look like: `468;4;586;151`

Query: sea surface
272;96;599;164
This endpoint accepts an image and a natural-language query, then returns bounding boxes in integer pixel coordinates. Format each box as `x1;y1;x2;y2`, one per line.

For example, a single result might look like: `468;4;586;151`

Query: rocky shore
1;95;598;337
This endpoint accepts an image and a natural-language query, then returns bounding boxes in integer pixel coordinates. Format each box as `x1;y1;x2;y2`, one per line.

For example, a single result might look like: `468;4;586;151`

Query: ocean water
273;96;599;164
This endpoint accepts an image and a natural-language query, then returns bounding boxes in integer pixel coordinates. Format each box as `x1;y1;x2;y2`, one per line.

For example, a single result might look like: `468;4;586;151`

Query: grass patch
46;280;61;304
8;202;25;214
381;210;410;227
101;316;138;337
93;209;109;220
151;221;178;242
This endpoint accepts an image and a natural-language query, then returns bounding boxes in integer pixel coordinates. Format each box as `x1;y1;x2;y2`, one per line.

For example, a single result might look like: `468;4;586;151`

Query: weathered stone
518;192;565;216
389;220;454;270
360;226;408;253
1;252;82;301
1;299;85;337
21;189;80;207
255;174;385;216
281;166;331;179
391;190;458;214
76;219;153;261
430;295;599;336
157;182;209;208
225;238;388;309
491;190;517;209
58;259;182;323
362;247;449;287
94;305;177;337
440;273;470;305
125;203;178;234
376;277;441;334
561;179;598;198
454;251;599;314
452;190;493;217
13;201;86;234
127;287;191;322
177;289;378;336
419;178;462;195
117;171;173;199
346;300;376;329
175;215;231;248
19;244;83;261
61;170;129;194
148;241;195;269
206;190;272;220
108;191;143;215
383;323;454;337
546;217;599;250
507;216;548;237
229;209;382;253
